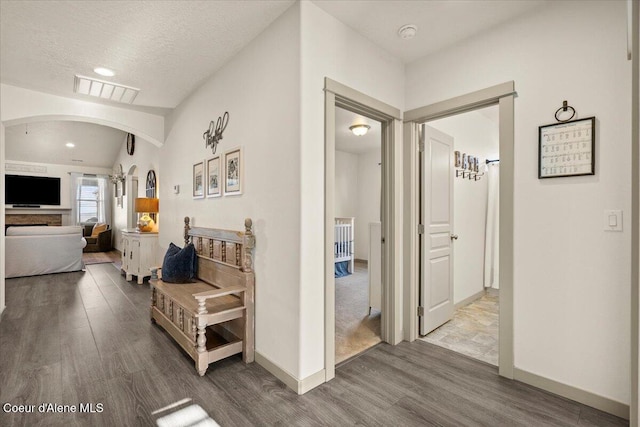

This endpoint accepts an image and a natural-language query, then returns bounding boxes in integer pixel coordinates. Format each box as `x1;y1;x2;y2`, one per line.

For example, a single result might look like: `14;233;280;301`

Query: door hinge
417;306;425;317
418;141;425;152
417;224;425;234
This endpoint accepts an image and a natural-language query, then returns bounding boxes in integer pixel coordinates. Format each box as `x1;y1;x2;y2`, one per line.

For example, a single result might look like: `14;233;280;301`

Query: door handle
450;234;459;240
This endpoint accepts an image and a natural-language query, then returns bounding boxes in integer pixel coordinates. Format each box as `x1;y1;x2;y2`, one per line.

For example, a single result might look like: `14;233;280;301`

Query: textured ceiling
5;121;126;169
335;106;381;155
0;0;549;112
312;0;549;63
0;0;295;110
1;0;535;168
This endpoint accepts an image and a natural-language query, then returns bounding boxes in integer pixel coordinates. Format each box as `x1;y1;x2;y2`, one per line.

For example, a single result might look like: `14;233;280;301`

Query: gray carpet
335;260;381;364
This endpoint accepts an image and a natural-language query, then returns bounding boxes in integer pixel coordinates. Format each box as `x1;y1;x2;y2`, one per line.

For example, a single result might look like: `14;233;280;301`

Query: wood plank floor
0;264;628;426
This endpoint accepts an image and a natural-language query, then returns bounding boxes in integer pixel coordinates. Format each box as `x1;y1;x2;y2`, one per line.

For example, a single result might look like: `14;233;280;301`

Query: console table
121;230;158;284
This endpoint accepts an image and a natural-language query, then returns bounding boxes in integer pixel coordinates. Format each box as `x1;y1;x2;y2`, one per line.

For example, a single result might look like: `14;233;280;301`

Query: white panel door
419;124;454;336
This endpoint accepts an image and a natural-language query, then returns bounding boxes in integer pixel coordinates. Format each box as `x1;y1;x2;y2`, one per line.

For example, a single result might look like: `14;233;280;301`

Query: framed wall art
193;161;204;199
538;117;595;178
224;147;243;196
206;155;221;198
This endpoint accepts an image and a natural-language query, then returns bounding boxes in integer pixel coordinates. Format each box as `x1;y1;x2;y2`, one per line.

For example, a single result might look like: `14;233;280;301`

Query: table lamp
135;197;159;232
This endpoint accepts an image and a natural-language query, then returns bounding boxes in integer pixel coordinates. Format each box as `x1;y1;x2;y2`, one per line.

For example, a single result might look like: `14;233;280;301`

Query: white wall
299;0;404;378
428;111;498;304
3;160;112;225
355;149;381;261
161;3;302;378
335;148;381;262
112;135;160;253
406;0;631;405
334;150;358;218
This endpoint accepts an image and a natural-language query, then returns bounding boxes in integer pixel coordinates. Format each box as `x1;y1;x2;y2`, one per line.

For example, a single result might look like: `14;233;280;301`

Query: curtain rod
486;159;500;164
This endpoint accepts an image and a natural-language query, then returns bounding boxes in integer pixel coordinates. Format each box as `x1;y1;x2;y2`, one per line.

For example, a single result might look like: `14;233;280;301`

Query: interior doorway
333;105;383;364
324;78;403;382
403;81;515;378
417;105;500;366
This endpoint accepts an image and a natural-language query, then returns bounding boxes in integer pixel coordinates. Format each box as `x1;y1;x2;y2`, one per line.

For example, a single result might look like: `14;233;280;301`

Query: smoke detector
398;24;418;40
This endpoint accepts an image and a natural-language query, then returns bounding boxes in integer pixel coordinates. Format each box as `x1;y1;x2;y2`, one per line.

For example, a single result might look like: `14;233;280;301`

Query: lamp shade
135;197;159;213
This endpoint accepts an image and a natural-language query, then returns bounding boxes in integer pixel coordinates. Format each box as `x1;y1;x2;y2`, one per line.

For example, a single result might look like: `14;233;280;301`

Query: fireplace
5;214;62;227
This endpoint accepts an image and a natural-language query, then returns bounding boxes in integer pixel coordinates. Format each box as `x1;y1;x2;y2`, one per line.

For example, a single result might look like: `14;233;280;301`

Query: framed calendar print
538;117;595;179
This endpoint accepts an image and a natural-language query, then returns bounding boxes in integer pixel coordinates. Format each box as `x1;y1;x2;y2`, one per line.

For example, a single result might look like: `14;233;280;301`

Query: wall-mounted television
5;175;61;206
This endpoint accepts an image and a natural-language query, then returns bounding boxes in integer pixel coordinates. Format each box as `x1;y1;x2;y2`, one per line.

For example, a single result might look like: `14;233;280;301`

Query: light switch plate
604;210;622;231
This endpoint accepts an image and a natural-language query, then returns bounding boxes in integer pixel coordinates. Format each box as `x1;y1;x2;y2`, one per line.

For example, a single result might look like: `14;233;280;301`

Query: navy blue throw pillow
161;242;197;283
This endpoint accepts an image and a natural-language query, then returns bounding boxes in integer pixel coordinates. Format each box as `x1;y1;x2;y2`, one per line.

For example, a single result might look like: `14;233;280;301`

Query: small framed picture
454;151;461;168
206;155;221;198
538;117;595;178
193;161;204;199
224;147;243;196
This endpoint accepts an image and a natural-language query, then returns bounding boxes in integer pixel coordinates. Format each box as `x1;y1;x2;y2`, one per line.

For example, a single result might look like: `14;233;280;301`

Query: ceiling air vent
74;75;139;104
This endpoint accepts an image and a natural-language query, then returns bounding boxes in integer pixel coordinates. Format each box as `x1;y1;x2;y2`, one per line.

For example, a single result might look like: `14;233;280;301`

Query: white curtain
70;174;112;226
70;172;83;226
483;163;500;289
98;176;112;227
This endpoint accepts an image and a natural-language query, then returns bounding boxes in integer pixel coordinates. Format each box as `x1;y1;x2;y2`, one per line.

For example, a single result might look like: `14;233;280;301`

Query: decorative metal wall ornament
203;111;229;154
109;163;127;206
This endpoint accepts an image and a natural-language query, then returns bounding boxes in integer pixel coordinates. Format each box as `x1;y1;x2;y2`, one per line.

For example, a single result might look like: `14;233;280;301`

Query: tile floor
420;289;499;366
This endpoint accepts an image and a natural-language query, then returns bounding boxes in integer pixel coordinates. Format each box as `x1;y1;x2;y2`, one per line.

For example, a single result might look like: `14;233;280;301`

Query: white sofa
5;226;87;278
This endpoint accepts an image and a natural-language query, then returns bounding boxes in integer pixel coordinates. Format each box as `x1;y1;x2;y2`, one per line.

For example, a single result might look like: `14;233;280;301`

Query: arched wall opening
0;99;165;313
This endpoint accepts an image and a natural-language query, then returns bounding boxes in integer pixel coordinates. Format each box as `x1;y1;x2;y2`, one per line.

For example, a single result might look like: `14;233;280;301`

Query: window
75;176;107;223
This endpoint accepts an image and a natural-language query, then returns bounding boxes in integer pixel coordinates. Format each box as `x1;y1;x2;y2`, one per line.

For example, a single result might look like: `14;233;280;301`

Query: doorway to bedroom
334;105;383;364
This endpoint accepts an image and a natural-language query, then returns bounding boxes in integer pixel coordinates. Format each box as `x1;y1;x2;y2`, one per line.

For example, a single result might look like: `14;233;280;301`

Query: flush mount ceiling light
93;67;115;77
74;75;140;104
398;24;418;40
65;142;75;148
349;124;371;136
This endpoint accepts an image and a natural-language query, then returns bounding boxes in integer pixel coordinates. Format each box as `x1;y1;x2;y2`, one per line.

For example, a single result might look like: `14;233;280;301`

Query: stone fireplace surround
5;214;63;227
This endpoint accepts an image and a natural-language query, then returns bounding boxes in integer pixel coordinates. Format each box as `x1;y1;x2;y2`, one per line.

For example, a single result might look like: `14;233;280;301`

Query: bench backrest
184;217;255;289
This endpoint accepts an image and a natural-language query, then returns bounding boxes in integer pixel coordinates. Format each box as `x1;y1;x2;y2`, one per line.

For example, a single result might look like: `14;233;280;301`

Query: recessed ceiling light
65;142;75;148
94;67;115;77
398;24;418;40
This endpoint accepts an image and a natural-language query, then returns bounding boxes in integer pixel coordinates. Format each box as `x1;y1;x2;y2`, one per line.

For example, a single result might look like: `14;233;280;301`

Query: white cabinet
121;230;159;284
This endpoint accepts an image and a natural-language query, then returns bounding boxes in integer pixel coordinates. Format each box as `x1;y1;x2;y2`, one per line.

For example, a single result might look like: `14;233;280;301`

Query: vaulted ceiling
1;0;547;167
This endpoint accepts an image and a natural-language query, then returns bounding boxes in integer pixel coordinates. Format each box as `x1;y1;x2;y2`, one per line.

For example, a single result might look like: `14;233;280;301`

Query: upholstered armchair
82;223;113;252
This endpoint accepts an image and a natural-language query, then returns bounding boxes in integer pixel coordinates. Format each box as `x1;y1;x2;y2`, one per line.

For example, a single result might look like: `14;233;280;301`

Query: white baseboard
513;367;629;420
255;351;325;395
454;289;485;309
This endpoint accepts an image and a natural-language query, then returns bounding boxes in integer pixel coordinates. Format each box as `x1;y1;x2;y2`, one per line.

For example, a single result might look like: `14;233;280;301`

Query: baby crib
334;217;354;277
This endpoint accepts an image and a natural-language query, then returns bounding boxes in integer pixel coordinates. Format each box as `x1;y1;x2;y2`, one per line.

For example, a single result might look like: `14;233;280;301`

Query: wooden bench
150;217;255;376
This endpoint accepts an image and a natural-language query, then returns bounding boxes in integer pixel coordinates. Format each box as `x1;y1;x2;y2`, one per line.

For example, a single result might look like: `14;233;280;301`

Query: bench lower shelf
151;305;244;375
